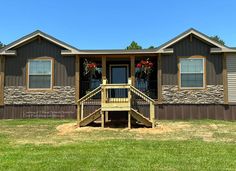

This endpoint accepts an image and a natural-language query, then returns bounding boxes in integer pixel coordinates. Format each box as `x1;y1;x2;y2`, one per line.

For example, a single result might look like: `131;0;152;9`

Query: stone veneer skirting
4;85;224;105
4;86;76;105
162;85;224;104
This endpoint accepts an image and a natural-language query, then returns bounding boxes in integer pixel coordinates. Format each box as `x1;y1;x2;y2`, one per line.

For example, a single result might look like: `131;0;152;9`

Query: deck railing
77;85;102;125
77;78;155;127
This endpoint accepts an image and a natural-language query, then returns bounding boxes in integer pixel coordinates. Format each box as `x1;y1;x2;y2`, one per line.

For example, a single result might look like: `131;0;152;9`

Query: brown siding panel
162;54;178;85
156;104;236;120
1;104;236;120
5;38;75;86
162;35;223;85
0;105;76;119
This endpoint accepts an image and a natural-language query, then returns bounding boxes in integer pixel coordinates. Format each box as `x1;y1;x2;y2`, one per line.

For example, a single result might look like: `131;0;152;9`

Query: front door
110;65;128;98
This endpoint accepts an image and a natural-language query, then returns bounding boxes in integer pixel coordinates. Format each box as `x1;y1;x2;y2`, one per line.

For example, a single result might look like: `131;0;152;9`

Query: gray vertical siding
162;34;223;85
5;37;75;86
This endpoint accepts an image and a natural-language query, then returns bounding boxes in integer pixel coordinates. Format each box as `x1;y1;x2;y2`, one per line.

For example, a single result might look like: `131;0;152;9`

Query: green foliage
148;46;156;49
126;41;142;50
210;35;225;45
0;41;4;49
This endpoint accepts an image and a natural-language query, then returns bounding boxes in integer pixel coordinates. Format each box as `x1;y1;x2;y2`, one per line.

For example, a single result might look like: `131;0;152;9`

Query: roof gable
0;30;80;55
156;28;236;53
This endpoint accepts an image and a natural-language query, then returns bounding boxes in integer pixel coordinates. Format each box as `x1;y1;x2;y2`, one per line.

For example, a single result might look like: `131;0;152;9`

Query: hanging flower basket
83;59;101;78
135;58;153;79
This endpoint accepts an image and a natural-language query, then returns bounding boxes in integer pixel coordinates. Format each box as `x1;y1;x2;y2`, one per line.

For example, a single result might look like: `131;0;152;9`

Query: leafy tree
126;41;142;50
210;35;225;45
148;46;156;49
0;41;4;49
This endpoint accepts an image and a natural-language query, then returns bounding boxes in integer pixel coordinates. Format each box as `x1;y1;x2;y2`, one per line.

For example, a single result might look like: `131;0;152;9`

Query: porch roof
62;48;173;55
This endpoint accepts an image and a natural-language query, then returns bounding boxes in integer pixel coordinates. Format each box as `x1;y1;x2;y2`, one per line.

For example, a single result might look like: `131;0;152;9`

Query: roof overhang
0;50;16;55
68;48;173;55
210;48;236;53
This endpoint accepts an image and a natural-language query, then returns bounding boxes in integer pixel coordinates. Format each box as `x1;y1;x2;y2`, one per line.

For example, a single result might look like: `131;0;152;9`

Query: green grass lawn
0;119;235;171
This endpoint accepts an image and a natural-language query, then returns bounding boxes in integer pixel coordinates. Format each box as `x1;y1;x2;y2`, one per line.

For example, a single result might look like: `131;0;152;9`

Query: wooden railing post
81;102;84;120
128;111;131;129
128;78;132;110
77;102;81;127
101;110;105;128
150;102;155;128
130;56;135;86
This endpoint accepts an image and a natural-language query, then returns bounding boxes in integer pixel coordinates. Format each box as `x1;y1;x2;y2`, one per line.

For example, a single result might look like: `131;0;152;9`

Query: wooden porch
75;55;162;128
77;78;155;128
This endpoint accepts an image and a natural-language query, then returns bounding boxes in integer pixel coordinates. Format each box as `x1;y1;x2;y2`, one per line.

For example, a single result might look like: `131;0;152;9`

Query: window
179;57;205;88
28;59;53;89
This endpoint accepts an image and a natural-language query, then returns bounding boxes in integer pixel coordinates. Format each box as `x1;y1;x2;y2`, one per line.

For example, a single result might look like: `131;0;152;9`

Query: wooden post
81;102;84;120
102;56;106;80
223;53;228;104
157;54;162;103
130;55;135;86
128;85;131;108
101;56;106;111
75;55;80;102
0;56;5;106
150;102;155;128
101;111;105;128
77;103;81;127
105;111;109;122
128;111;131;129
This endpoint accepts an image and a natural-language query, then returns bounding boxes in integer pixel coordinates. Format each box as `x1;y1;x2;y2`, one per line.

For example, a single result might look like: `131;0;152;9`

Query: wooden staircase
79;108;101;127
131;109;152;127
77;79;156;128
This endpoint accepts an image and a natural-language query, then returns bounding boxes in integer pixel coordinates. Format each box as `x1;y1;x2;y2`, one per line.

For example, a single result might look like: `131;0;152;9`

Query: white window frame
179;57;205;89
27;58;53;90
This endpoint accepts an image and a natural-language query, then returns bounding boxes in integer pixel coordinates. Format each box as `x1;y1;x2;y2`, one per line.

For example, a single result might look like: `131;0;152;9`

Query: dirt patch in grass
56;122;191;135
55;121;236;143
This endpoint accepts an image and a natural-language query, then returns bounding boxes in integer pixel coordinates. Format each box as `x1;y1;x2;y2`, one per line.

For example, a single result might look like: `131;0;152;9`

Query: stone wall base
162;85;224;104
4;86;76;105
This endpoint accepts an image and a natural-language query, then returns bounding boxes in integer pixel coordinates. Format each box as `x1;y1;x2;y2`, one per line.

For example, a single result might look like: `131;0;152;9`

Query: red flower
149;62;153;67
140;60;146;65
136;63;142;68
87;63;97;69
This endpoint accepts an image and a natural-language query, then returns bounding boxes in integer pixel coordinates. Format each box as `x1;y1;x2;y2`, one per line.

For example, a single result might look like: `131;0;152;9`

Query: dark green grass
0;119;235;171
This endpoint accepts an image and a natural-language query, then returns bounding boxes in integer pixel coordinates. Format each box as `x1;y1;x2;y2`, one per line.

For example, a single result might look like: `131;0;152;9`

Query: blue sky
1;0;236;49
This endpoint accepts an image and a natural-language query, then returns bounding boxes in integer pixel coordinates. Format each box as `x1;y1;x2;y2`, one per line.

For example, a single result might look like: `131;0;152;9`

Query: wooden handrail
102;84;130;89
130;85;155;103
77;85;102;104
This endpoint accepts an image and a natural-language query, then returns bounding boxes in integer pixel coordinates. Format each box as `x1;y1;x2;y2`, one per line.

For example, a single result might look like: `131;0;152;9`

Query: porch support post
75;55;81;126
157;54;162;103
77;104;81;127
105;111;109;122
101;111;105;128
75;55;80;102
0;56;5;106
130;55;135;86
102;56;106;80
150;102;155;128
223;53;228;104
128;111;131;129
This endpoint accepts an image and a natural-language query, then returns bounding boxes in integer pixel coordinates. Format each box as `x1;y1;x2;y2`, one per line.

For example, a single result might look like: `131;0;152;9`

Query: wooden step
131;108;152;127
79;108;101;127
